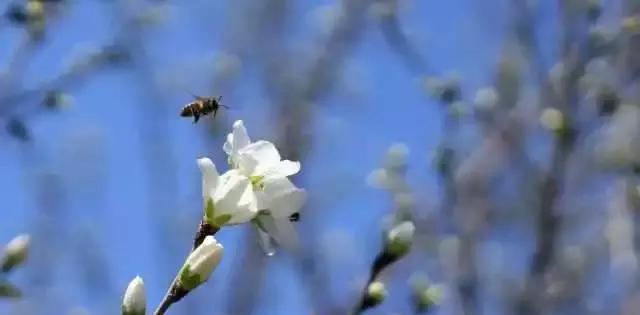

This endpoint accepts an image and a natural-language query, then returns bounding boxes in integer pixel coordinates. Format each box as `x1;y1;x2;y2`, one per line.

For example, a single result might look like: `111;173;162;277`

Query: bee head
180;104;195;117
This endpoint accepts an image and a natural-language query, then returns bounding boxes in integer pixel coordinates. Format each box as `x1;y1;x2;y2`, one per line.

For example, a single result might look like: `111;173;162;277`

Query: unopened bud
122;276;146;315
414;285;444;312
1;234;30;272
386;221;415;257
366;281;387;306
540;108;564;132
177;236;223;291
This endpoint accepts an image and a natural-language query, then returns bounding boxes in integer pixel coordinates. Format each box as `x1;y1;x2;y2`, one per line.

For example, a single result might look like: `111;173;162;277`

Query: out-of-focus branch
374;1;433;76
351;221;415;315
517;3;590;314
223;1;377;315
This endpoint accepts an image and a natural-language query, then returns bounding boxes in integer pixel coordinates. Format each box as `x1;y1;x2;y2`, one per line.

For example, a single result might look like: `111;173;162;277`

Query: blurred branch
375;0;434;76
516;3;590;314
224;1;377;315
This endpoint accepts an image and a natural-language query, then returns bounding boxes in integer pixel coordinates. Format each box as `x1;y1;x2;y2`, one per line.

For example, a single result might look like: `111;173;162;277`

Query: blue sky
0;1;574;314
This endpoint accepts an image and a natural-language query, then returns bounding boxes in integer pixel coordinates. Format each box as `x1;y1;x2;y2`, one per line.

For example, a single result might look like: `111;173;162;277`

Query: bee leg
213;109;218;118
193;114;200;123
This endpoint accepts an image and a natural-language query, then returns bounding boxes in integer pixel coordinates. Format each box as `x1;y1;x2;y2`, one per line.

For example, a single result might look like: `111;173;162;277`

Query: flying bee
180;95;229;123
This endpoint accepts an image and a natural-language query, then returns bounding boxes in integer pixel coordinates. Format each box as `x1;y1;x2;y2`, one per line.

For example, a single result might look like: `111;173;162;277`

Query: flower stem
351;252;396;315
153;279;188;315
152;218;220;315
193;219;219;250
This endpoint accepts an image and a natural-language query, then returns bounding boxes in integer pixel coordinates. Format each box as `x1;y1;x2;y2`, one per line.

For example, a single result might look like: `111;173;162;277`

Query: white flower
222;120;307;252
122;276;146;315
198;158;257;227
223;120;301;183
1;234;30;272
178;236;223;291
386;221;415;256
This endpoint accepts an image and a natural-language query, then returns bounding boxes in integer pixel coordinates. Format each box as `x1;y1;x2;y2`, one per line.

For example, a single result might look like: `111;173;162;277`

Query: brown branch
152;220;218;315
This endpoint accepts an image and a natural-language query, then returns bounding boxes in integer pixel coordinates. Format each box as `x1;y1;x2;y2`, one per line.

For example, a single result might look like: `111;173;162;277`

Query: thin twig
151;220;218;315
351;252;395;315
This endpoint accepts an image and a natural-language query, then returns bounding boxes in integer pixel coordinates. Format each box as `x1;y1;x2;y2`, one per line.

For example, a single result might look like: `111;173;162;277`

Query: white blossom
178;236;223;291
198;158;257;227
122;276;146;315
223;120;306;252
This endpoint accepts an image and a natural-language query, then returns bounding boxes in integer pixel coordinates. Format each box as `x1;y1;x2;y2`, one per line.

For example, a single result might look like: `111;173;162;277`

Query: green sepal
212;214;232;228
204;198;232;228
204;198;215;223
385;241;410;258
178;264;203;291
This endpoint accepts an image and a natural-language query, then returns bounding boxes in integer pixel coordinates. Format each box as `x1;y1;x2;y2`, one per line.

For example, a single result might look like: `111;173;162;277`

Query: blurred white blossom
595;105;640;169
474;87;499;112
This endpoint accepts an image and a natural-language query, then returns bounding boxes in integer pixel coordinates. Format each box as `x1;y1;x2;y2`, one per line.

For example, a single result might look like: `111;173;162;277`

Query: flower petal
232;120;251;152
215;172;257;224
237;153;260;176
223;133;234;155
260;178;306;217
254;220;276;256
239;141;281;170
197;158;219;199
269;188;306;218
260;216;299;251
264;160;301;179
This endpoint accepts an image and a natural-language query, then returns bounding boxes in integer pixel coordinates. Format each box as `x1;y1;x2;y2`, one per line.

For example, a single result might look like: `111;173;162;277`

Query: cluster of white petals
198;120;306;251
197;158;256;226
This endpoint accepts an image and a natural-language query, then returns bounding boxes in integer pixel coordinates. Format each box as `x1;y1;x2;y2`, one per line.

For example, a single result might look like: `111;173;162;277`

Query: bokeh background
2;0;640;315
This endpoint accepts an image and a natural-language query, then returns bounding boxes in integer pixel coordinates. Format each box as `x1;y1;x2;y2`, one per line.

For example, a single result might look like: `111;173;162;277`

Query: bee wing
190;93;207;101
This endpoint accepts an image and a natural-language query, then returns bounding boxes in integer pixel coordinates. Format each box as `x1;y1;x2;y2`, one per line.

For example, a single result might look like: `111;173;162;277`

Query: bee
180;95;229;123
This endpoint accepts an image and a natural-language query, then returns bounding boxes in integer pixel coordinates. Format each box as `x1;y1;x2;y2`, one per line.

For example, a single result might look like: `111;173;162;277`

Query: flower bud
385;221;415;257
122;276;146;315
178;236;223;291
474;87;499;112
1;234;30;272
366;281;387;306
414;285;444;313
